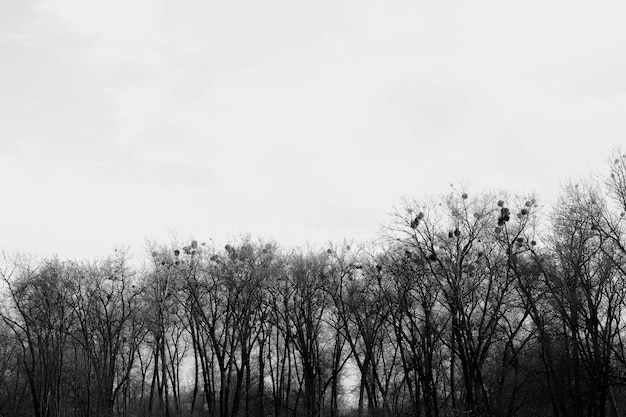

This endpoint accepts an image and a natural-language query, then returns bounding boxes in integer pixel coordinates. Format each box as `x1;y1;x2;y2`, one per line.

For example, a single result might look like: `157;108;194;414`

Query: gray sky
1;0;625;259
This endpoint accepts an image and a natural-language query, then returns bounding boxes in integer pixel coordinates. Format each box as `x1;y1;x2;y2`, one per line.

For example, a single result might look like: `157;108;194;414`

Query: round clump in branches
497;207;511;225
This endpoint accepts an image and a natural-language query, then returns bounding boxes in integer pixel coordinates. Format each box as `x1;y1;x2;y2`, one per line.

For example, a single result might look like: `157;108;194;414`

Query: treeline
3;153;626;417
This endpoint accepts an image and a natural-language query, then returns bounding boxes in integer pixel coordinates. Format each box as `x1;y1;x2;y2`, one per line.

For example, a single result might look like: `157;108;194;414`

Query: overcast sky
1;0;625;259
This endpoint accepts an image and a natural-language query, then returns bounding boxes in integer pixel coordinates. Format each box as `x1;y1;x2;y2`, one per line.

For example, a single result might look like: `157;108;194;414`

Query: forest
2;151;626;417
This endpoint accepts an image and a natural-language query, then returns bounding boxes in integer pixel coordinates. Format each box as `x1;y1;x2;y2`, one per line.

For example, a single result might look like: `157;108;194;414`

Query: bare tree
67;250;145;417
386;191;538;417
0;257;76;417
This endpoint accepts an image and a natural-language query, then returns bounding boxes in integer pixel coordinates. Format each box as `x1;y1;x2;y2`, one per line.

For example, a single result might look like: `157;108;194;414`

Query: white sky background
1;0;625;260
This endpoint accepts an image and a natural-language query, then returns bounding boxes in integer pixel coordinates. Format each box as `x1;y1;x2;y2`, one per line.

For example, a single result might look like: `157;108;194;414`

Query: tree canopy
2;151;626;417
